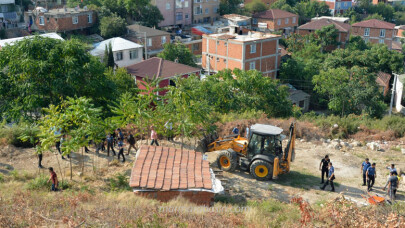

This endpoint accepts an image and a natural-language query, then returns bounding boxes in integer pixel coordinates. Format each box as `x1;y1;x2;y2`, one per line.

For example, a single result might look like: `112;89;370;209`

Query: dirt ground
0;137;404;206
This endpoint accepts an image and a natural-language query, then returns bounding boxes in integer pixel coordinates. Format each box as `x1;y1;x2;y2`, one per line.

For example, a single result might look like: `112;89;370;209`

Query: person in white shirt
165;121;174;142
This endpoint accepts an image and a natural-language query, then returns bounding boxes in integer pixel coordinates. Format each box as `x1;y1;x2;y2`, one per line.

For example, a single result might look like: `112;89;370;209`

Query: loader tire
216;150;238;172
250;160;273;181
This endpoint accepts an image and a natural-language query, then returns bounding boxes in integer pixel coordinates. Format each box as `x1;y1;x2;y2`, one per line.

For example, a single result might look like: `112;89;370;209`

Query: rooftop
376;72;391;87
298;18;351;32
126;57;201;80
222;14;251;21
127;24;170;37
31;6;93;15
253;9;298;20
129;146;212;191
0;33;64;48
311;16;350;23
90;37;142;56
352;19;395;30
205;31;280;42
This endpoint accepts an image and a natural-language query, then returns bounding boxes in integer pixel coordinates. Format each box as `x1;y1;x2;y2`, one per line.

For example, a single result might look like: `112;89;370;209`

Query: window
166;3;170;10
176;12;183;21
292;17;296;24
176;0;182;8
116;52;123;61
88;14;92;23
344;2;347;7
285;18;289;24
380;29;385;37
147;38;152;47
379;39;384;44
39;16;45;25
185;14;189;19
205;8;209;14
161;36;166;44
249;61;255;70
213;6;218;13
192;43;199;51
72;16;78;24
216;57;219;62
364;28;370;36
194;6;202;15
336;2;340;9
47;17;50;23
195;0;202;3
364;37;369;43
185;1;189;7
299;100;305;108
253;18;258;24
277;19;281;26
130;50;138;59
250;44;256;53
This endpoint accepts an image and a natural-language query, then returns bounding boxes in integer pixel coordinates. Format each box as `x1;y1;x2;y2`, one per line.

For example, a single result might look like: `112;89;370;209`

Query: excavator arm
273;122;296;178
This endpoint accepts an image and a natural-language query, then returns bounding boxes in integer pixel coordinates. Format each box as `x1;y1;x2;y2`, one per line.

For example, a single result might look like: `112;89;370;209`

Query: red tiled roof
352;19;395;30
253;9;298;19
298;18;351;32
126;57;200;80
376;71;391;87
129;146;212;190
392;41;403;51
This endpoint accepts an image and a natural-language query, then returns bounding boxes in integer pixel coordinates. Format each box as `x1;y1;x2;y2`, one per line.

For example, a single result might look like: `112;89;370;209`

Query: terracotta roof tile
376;72;391;87
298;18;351;33
130;146;212;191
253;9;298;20
126;57;201;80
352;19;395;30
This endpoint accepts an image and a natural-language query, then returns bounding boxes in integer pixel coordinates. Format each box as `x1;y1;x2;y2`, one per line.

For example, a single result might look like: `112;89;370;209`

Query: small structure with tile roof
376;72;392;97
252;9;298;35
130;146;223;206
351;19;396;49
126;24;170;57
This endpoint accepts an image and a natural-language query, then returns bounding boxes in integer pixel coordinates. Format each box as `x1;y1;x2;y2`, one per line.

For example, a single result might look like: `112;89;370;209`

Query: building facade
252;9;298;35
395;25;405;42
152;0;192;27
317;0;352;15
0;0;19;29
126;24;170;58
90;37;143;68
192;0;220;24
26;7;96;33
202;31;281;78
351;19;396;49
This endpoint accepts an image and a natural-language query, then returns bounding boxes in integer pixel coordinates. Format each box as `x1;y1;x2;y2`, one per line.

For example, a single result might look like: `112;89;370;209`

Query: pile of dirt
350;128;397;142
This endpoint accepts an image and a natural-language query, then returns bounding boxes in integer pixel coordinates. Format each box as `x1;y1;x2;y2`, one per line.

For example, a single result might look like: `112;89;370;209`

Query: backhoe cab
214;122;296;180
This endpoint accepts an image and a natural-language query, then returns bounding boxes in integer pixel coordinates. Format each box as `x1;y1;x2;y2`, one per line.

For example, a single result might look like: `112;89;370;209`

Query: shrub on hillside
0;123;39;147
109;173;131;191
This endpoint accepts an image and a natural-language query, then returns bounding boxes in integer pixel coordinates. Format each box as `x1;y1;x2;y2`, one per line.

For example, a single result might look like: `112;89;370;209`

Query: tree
107;42;115;68
245;0;268;13
313;67;386;117
313;24;339;52
99;14;127;38
219;0;243;15
103;44;109;66
0;37;114;122
105;67;137;96
137;5;164;28
158;42;197;67
346;36;368;51
365;13;384;21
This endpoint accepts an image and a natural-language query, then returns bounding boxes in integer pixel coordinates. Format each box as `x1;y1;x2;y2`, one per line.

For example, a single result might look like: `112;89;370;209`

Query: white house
90;37;143;67
395;74;405;113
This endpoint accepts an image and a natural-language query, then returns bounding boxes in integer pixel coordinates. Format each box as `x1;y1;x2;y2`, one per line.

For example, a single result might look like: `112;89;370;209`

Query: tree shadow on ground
0;163;14;174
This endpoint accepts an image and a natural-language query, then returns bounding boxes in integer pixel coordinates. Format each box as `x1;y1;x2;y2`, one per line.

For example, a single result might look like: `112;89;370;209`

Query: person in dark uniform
117;137;125;163
361;158;371;186
319;155;330;184
366;163;377;192
127;132;137;155
107;133;116;156
320;162;335;192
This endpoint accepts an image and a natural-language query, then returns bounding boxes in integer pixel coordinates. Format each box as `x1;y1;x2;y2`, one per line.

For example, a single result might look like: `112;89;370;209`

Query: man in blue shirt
366;163;377;192
320;162;335;192
361;158;371;186
232;125;240;135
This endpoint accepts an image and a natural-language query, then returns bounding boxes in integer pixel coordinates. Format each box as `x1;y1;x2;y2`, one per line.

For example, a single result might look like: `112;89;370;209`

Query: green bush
109;173;131;191
0;123;39;147
0;173;4;183
218;110;265;123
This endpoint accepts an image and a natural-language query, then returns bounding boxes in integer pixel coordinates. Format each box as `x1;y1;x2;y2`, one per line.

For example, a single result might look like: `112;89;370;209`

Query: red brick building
126;24;170;58
252;9;298;35
202;32;281;78
126;57;201;96
129;146;219;206
297;18;351;49
26;7;96;33
351;19;396;49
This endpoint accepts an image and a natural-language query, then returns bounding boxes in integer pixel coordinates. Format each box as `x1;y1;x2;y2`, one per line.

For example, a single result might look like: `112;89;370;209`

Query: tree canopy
158;42;197;67
99;14;127;38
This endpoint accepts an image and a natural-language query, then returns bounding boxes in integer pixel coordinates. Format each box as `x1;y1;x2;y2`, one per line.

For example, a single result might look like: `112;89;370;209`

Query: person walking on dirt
107;133;116;156
127;132;137;155
47;167;58;191
117;137;125;162
361;158;371;186
386;164;397;175
320;162;335;192
319;155;330;184
366;163;377;192
151;126;159;146
232;125;240;135
165;121;174;141
383;171;398;201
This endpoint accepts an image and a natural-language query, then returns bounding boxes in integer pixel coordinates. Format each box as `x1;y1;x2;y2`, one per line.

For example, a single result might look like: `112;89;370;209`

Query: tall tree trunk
69;156;73;180
55;153;64;183
81;147;84;174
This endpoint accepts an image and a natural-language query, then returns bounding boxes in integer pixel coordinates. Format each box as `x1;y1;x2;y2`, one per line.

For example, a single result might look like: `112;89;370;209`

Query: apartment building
252;9;298;35
317;0;352;15
152;0;192;27
297;18;351;49
126;24;170;58
202;31;281;78
193;0;220;24
351;19;396;49
0;0;19;29
26;7;96;33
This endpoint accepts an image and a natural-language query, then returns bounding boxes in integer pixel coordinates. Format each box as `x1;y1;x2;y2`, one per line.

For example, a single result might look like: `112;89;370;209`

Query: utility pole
389;73;398;116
